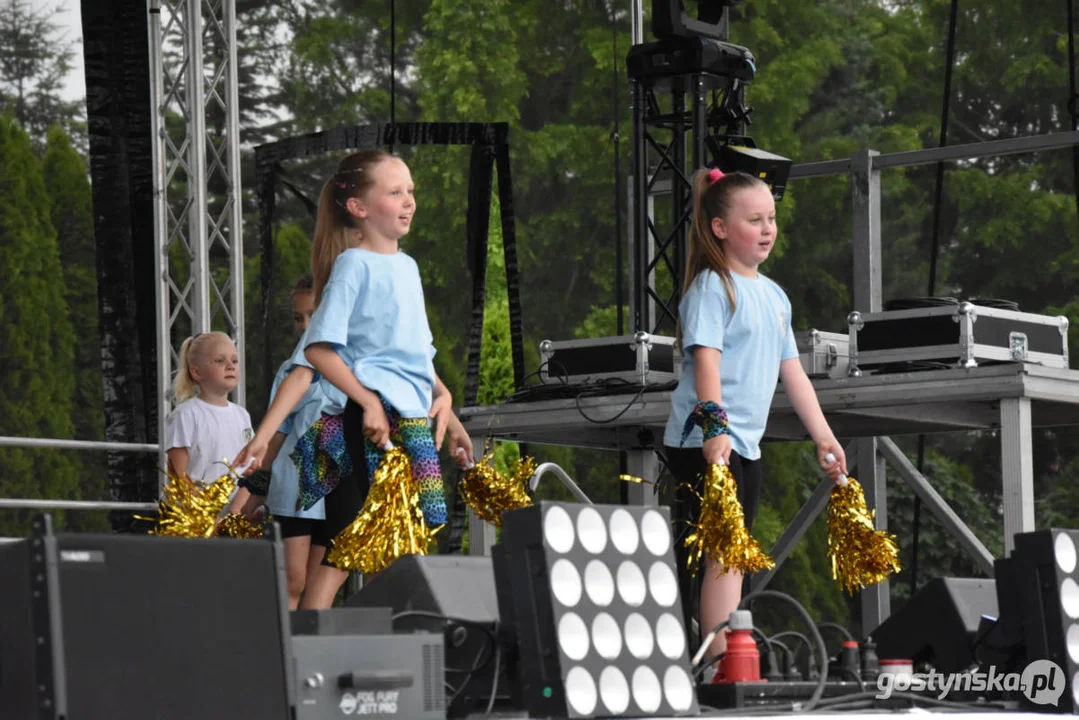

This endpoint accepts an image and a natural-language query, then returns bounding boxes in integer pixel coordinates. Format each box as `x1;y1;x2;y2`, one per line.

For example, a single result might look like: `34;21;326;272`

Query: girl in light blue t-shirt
664;168;847;662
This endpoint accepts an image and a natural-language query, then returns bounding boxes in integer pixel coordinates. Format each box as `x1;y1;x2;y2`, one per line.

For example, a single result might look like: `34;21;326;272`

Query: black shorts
663;445;763;633
275;515;332;548
313;399;372;567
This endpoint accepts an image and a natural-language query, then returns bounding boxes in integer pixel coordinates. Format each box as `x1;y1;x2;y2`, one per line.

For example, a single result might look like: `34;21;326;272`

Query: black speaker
346;554;515;717
870;577;998;672
0;516;294;719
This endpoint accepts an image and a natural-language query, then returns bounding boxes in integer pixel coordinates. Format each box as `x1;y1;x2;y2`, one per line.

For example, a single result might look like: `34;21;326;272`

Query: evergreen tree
0;116;79;537
43;124;106;529
0;0;85;152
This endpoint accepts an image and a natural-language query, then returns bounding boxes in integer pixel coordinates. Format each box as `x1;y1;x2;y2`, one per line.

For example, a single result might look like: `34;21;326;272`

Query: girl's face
348;158;415;244
291;290;315;337
711;184;777;276
190;335;239;395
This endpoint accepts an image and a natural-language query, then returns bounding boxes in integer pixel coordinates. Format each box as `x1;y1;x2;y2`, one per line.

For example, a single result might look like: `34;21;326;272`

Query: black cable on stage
915;0;961;595
389;0;396;153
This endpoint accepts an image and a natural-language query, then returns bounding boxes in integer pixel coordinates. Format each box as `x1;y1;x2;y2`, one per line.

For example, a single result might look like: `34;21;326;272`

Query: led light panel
495;502;698;718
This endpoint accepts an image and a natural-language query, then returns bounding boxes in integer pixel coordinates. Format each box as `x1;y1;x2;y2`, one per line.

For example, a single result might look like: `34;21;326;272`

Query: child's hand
428;391;454;449
446;418;474;468
702;434;731;466
817;440;847;483
361;397;391;448
233;437;268;475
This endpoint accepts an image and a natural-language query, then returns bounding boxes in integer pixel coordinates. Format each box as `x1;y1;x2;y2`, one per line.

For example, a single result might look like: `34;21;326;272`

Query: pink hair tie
707;167;725;184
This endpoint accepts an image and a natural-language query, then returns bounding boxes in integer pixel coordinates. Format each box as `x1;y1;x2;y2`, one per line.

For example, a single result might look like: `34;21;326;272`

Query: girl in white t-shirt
165;332;254;502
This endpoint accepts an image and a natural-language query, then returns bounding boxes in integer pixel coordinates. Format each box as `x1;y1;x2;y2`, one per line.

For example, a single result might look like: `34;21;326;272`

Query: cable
739;590;830;712
390;610;498;708
482;623;501;717
808;689;1014;712
816;621;855;644
693;620;730;666
574;382;651;424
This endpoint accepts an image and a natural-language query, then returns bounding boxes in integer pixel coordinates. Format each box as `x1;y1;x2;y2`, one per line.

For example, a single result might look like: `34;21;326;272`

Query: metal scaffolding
148;0;245;473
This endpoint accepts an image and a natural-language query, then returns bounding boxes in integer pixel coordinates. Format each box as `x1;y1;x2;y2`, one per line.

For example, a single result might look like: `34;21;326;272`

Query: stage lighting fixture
653;0;745;41
1006;529;1079;712
706;136;792;201
495;501;699;718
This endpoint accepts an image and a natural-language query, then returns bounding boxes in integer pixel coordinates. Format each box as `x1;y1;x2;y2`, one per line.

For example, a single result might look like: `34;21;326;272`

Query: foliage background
2;0;1078;635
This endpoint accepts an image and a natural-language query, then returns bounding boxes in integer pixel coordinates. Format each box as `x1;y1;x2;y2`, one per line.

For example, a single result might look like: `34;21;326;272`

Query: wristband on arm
680;400;731;445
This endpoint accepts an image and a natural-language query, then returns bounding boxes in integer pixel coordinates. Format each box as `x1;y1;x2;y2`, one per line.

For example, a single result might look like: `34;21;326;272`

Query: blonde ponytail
311;149;392;304
676;169;766;345
173;336;198;403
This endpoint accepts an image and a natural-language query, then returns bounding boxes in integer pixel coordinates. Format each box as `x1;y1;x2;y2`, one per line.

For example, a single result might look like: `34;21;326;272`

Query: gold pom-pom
683;463;774;577
141;472;237;538
458;452;534;527
325;446;440;573
828;476;901;593
215;512;268;539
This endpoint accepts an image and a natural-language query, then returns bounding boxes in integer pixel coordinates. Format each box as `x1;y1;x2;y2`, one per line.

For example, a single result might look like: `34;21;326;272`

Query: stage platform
460;362;1079;451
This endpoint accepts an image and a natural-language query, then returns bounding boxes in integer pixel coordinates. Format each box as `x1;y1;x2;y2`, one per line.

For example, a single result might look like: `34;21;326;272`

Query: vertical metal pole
224;0;245;405
631;80;651;333
148;0;170;483
851;149;882;313
631;0;643;44
625;450;659;506
851;148;887;632
671;85;686;333
859;445;890;632
186;0;210;333
1000;397;1035;554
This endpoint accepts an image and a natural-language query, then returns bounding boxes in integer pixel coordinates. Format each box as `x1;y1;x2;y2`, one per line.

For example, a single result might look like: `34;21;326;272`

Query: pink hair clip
707;167;725;184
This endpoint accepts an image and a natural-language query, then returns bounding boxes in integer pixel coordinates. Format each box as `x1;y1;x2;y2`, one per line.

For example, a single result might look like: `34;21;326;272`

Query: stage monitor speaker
345;554;515;717
870;577;997;673
0;516;294;720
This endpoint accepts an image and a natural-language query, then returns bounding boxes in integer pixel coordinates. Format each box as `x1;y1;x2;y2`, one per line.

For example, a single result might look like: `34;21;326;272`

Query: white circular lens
1062;578;1079;619
642;509;671;556
1058;533;1078;574
632;665;662;713
577;506;608;554
558;613;589;661
544;505;575;554
565;666;597;716
599;666;630;714
656;613;687;660
1068;624;1079;664
649;561;679;608
617;561;647;607
609;508;640;554
550;559;582;607
625;612;654;659
664;665;695;711
592;612;622;660
584;560;615;607
1073;671;1079;710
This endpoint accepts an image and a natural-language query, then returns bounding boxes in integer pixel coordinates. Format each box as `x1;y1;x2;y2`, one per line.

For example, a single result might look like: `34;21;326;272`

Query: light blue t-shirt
265;335;326;519
663;269;799;459
304;248;437;418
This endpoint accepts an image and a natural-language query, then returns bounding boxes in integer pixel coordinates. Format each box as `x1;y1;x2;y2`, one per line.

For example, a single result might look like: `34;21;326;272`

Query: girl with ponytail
663;168;846;661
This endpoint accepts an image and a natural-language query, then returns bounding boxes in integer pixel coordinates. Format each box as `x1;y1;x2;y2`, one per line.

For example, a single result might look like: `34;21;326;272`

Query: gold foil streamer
140;472;237;538
457;452;534;527
215;512;268;539
683;463;774;577
325;446;440;573
827;477;901;594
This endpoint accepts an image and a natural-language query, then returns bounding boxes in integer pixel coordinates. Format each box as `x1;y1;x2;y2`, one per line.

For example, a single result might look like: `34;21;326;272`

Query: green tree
42;124;106;528
0;0;85;152
0;116;79;537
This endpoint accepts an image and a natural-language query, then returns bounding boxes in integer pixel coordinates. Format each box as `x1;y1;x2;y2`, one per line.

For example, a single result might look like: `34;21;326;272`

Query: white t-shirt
164;397;254;483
